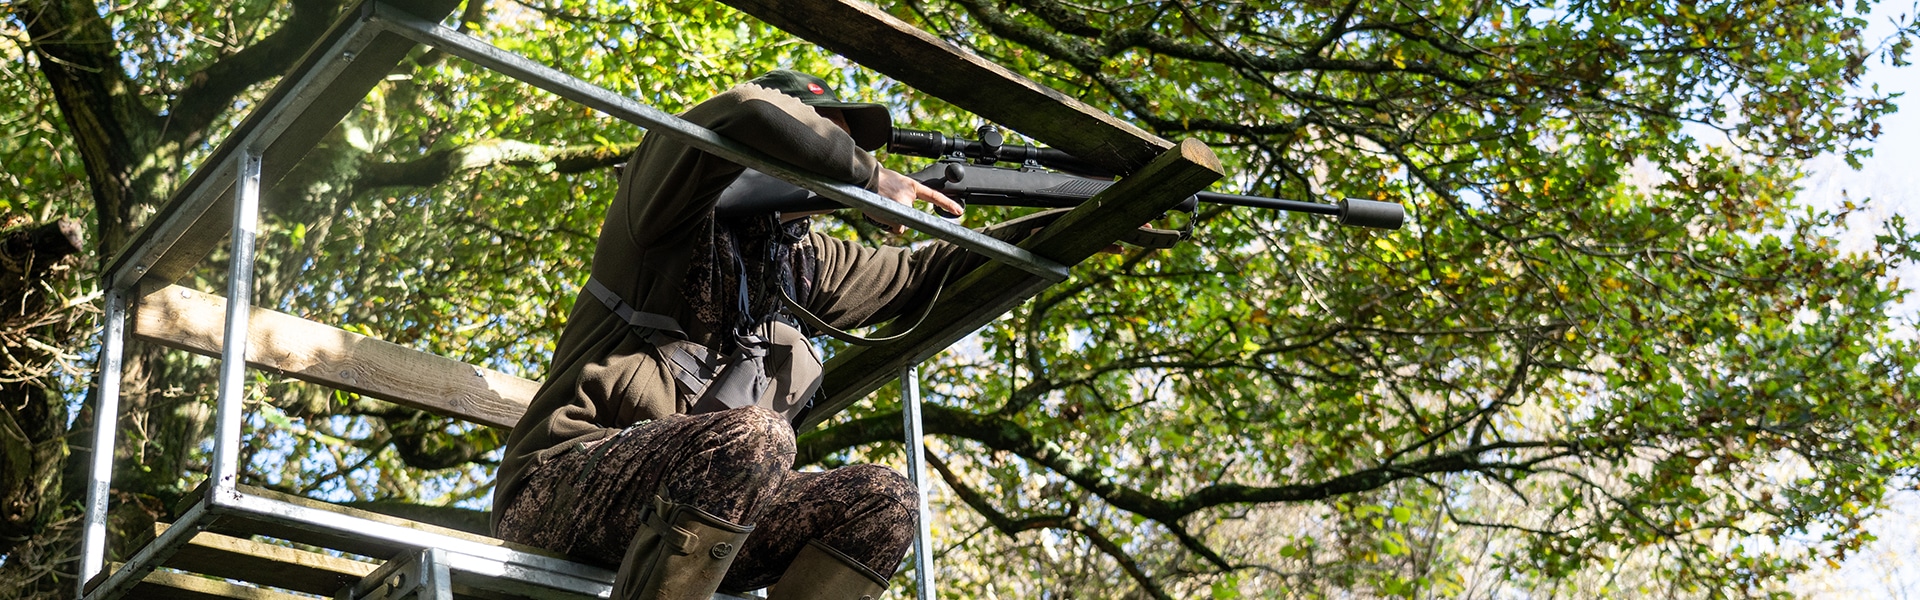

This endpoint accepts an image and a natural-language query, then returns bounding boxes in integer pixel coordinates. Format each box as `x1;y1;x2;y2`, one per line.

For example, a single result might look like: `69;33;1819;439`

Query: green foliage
6;0;1920;598
0;28;84;221
861;0;1920;596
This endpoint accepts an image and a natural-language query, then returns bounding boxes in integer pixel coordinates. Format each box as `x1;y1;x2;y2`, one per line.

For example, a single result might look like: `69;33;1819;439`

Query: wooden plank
108;0;464;295
156;524;532;600
156;523;377;597
132;570;308;600
132;285;538;429
208;517;435;564
717;0;1171;176
99;564;310;600
801;139;1224;430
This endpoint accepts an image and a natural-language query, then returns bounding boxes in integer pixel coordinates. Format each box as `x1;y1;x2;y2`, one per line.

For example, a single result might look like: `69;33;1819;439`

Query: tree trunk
0;218;87;598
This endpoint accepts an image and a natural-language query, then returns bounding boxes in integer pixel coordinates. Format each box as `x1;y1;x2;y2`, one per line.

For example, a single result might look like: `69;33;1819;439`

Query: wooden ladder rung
137;484;600;599
96;563;309;600
155;522;377;596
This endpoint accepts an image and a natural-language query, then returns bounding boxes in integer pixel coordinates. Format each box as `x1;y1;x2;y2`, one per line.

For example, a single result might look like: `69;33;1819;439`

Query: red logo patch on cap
806;82;826;95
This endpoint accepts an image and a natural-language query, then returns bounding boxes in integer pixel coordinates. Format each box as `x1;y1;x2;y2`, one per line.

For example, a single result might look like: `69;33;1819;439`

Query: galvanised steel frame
79;1;1067;598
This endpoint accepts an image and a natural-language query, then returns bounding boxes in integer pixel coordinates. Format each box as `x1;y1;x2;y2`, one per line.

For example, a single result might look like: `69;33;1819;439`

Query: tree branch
354;140;633;190
163;0;345;147
927;452;1177;600
11;0;157;253
801;404;1593;527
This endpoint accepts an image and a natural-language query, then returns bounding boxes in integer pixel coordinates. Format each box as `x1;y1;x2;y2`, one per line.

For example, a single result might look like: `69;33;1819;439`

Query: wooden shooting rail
83;0;1223;598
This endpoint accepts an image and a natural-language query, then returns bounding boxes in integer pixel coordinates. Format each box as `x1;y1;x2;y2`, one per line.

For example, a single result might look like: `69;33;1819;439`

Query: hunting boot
612;496;754;600
766;540;888;600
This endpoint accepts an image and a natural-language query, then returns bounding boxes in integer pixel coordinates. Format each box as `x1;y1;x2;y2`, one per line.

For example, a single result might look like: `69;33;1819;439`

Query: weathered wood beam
106;0;463;295
158;520;518;599
132;285;537;430
156;523;375;597
801;139;1224;430
98;564;308;600
717;0;1171;176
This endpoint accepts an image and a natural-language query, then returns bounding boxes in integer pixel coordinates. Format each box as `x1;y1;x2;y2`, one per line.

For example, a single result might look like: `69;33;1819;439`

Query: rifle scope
889;127;1117;178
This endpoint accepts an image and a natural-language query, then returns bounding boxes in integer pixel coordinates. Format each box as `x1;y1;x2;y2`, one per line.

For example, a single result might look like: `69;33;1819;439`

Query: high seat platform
79;0;1221;598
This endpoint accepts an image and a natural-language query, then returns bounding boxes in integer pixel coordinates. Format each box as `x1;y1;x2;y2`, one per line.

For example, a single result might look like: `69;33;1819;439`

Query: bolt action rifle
716;126;1405;231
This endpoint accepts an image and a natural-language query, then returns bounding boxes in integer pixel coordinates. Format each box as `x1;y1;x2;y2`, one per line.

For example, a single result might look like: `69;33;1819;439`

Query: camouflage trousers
495;406;917;592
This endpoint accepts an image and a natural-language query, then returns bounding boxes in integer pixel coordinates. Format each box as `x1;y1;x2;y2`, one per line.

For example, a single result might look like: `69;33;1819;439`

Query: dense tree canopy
3;0;1919;598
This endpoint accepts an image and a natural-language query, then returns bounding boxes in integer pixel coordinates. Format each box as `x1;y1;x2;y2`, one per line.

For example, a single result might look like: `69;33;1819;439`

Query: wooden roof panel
718;0;1171;176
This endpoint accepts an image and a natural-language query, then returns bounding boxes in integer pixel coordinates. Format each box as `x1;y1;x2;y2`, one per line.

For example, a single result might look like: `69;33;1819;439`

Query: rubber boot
612;495;754;600
766;540;888;600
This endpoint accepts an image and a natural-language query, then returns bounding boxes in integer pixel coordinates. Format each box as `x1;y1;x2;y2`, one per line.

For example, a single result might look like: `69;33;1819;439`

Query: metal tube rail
210;153;263;498
367;5;1069;284
80;498;213;600
76;290;127;597
902;365;937;599
212;492;614;598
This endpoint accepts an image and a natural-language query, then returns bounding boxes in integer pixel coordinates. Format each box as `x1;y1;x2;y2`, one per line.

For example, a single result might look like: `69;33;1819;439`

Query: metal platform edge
83;487;614;600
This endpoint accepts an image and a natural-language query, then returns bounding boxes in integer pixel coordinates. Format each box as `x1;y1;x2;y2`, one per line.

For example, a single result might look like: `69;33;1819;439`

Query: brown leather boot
613;496;754;600
766;540;889;600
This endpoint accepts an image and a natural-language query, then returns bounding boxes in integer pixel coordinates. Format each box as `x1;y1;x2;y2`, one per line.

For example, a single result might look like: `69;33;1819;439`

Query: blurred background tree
3;0;1919;597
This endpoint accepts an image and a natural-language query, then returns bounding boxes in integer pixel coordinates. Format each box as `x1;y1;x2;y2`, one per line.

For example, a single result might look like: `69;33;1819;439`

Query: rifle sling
776;262;952;347
585;277;688;335
586;230;952;350
585;277;719;400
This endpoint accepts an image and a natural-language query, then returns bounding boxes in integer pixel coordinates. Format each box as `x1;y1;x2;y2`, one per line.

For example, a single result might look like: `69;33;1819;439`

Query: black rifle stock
715;127;1405;231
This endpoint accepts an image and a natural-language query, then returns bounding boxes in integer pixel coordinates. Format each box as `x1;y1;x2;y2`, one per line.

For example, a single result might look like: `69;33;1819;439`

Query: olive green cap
748;70;892;151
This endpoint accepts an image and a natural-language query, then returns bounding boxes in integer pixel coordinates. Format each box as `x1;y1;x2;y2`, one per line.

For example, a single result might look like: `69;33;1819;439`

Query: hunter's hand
868;167;963;234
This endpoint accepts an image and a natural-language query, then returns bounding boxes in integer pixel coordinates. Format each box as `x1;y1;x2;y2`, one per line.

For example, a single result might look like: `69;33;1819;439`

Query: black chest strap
585;277;686;336
585;276;784;416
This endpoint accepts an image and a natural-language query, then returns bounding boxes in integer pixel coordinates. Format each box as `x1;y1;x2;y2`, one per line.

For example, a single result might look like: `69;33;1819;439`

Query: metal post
419;549;453;600
80;499;212;600
210;152;262;498
901;365;936;600
343;548;453;600
76;289;127;597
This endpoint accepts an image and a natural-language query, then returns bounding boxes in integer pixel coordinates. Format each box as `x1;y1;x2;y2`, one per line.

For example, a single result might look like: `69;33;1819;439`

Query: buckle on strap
585;277;686;335
643;496;701;555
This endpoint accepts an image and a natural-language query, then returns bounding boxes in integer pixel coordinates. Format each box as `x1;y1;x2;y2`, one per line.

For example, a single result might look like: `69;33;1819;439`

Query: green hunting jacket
492;81;1028;530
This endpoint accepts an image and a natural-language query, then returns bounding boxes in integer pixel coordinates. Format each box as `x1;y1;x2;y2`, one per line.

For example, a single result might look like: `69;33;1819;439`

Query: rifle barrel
1194;193;1402;229
1195;191;1339;217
